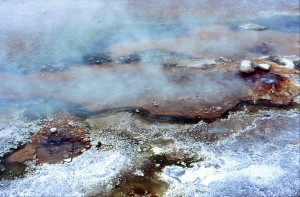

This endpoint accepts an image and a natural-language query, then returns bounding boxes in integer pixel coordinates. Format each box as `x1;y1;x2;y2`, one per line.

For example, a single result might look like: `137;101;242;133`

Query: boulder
240;60;255;73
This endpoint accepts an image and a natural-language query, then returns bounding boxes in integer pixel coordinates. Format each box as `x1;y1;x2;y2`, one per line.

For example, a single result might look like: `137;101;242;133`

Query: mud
4;114;91;164
108;152;202;197
0;162;27;180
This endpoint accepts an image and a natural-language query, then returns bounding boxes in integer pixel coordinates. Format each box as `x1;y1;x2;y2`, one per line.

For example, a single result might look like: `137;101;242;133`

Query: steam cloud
0;0;299;116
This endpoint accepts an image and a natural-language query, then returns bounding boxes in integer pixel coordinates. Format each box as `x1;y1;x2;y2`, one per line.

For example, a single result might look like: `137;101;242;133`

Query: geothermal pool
0;0;299;196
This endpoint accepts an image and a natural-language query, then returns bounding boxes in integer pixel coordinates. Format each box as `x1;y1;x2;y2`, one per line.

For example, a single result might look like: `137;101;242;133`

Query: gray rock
293;60;300;70
239;60;255;73
215;57;228;63
267;55;286;65
239;23;267;31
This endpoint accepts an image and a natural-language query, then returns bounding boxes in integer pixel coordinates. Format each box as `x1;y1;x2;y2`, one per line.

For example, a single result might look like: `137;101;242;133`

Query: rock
267;55;286;65
239;23;267;31
215;57;228;63
49;127;57;133
82;53;112;65
63;158;72;163
293;60;300;70
96;141;102;150
256;63;270;71
239;60;256;73
115;54;140;64
133;169;144;176
293;95;300;104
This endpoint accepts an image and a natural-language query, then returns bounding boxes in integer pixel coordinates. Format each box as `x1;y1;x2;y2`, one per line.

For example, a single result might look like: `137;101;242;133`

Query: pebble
63;154;69;158
239;23;267;31
133;170;144;176
216;106;222;112
50;127;57;133
256;63;270;71
63;158;72;162
215;57;228;63
239;60;256;73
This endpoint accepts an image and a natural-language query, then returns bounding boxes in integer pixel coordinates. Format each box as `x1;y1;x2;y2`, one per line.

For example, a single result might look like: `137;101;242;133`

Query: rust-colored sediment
5;113;91;164
250;59;300;105
0;58;299;120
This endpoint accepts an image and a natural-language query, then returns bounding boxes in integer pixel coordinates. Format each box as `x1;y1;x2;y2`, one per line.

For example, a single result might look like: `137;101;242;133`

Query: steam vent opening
0;1;299;196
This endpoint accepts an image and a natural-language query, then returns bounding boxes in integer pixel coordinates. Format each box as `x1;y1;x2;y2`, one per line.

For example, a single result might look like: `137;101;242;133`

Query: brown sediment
251;73;299;105
4;143;36;164
0;162;27;180
4;113;91;164
251;59;300;104
109;150;201;197
0;57;299;121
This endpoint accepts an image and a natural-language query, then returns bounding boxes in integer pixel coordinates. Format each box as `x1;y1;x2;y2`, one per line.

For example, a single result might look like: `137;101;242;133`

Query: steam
0;0;299;116
0;1;130;69
1;62;248;116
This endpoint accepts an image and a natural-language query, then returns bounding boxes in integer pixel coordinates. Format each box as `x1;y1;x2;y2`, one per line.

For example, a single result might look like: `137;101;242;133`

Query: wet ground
0;0;299;196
